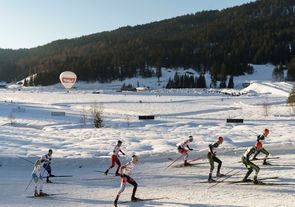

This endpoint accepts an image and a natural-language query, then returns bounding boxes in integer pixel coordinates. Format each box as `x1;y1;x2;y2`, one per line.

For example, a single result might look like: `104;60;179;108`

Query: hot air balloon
59;71;77;91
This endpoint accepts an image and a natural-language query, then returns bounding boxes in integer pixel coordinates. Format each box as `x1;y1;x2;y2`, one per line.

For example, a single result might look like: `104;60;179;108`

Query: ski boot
131;196;142;202
242;178;252;182
208;173;216;183
39;191;48;197
216;173;225;177
184;161;192;167
113;195;119;206
46;177;52;183
253;176;262;184
263;160;271;165
104;169;109;175
208;178;216;183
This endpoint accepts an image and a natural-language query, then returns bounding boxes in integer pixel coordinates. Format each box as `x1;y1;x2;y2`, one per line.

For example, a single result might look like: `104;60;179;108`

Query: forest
0;0;294;86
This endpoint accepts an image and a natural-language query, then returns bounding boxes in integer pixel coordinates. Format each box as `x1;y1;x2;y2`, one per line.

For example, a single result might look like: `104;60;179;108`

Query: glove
189;148;193;151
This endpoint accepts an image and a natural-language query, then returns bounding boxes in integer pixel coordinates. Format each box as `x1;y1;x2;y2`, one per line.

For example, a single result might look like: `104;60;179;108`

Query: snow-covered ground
0;65;294;206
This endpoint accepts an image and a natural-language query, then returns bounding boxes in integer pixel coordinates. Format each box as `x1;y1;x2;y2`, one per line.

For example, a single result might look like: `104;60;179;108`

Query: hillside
0;0;295;84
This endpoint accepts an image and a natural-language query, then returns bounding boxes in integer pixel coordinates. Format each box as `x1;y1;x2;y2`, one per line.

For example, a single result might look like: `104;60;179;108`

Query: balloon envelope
59;71;77;89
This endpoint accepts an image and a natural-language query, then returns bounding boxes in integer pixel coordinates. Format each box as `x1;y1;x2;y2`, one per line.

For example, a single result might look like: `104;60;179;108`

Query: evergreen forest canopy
0;0;295;86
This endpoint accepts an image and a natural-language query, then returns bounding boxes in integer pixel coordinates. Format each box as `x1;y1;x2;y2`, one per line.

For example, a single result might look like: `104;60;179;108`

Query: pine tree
272;66;279;81
156;67;162;81
287;84;295;107
196;74;207;88
166;78;173;88
227;75;234;88
210;64;218;88
219;80;226;88
278;63;284;81
23;78;28;87
287;56;295;81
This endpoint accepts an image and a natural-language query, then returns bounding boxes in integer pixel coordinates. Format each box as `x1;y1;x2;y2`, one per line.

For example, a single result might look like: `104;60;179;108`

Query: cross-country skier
252;128;270;165
177;136;194;166
114;155;141;207
40;149;54;183
242;142;263;184
105;140;125;176
32;159;47;197
207;136;224;182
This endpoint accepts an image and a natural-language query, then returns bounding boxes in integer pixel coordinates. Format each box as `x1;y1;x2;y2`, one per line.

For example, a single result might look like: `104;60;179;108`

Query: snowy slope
14;64;279;92
0;64;294;207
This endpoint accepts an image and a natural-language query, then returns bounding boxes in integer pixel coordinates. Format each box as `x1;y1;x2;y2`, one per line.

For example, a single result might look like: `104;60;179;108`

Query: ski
42;175;73;179
258;176;279;180
50;175;73;178
195;169;238;184
238;157;280;163
227;176;279;184
193;169;236;184
264;164;295;167
238;182;295;186
118;197;167;204
95;170;110;174
195;180;225;184
26;193;67;198
81;176;117;181
95;169;141;176
251;156;280;161
46;181;71;184
208;169;241;189
173;162;207;168
94;170;120;177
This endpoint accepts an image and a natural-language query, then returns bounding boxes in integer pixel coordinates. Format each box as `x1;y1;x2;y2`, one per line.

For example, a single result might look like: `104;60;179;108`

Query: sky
0;0;254;49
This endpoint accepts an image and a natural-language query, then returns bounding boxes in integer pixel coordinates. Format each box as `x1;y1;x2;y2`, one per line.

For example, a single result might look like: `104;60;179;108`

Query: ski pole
208;169;242;189
164;154;184;170
16;156;35;165
215;168;236;181
25;164;48;192
41;162;50;180
25;161;46;192
188;157;204;164
24;177;33;192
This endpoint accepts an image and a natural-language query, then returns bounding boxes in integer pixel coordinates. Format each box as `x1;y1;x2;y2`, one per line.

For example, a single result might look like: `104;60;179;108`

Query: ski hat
48;149;53;155
255;141;263;150
132;154;139;162
34;159;42;167
188;136;193;142
263;128;269;135
217;136;224;143
117;140;122;144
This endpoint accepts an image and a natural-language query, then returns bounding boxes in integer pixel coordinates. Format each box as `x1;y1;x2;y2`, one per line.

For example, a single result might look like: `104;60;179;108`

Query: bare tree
288;84;295;115
262;98;270;117
126;115;130;127
8;111;16;125
80;106;88;127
